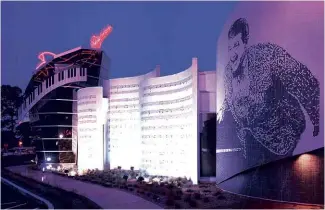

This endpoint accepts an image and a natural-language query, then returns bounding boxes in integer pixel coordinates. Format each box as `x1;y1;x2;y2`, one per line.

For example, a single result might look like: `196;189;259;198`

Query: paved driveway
1;182;47;209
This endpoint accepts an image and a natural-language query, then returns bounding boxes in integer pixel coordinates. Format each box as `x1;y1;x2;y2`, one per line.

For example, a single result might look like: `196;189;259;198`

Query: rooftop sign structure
90;25;113;49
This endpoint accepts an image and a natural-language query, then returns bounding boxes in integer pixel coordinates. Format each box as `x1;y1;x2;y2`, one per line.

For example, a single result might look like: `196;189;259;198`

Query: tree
1;85;23;147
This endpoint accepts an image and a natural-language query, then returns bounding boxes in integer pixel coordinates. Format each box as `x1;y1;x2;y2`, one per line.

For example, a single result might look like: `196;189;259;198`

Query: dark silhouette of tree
1;85;23;147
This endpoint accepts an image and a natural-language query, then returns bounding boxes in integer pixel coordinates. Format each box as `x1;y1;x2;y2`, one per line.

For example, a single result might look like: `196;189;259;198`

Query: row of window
143;75;192;90
141;123;192;130
143;83;192;97
141;133;192;139
78;108;96;113
78;115;97;120
77;101;97;106
142;95;192;107
141;111;193;121
78;95;96;100
141;104;193;115
110;89;139;95
78;120;97;124
108;94;192;110
110;84;139;89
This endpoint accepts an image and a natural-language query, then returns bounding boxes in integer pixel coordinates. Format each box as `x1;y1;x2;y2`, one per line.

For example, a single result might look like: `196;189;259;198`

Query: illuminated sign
90;25;113;49
36;51;56;70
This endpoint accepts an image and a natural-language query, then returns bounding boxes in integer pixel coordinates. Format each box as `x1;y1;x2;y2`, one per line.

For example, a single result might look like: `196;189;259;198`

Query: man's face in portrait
228;33;246;72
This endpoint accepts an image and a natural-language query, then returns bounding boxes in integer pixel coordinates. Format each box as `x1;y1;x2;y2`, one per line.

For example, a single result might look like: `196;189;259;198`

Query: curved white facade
77;58;210;184
77;87;105;171
106;58;199;183
108;69;160;170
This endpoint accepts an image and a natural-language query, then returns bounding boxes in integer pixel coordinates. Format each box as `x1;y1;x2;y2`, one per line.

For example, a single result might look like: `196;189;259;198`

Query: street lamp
59;134;64;139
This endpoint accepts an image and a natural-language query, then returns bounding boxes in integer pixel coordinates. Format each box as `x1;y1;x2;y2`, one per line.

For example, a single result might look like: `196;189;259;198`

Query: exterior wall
140;58;199;183
77;87;105;170
218;148;324;204
107;69;159;170
216;1;324;185
106;59;203;183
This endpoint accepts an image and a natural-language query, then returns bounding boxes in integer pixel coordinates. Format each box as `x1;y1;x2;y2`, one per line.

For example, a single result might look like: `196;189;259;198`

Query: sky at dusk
1;1;236;91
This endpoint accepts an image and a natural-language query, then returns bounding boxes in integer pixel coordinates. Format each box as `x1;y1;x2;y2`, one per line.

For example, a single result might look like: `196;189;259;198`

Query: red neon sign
90;25;113;49
36;51;56;70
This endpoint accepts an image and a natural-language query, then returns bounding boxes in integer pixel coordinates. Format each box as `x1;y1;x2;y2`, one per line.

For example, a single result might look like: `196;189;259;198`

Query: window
46;79;48;88
52;76;54;85
74;68;76;77
68;69;71;78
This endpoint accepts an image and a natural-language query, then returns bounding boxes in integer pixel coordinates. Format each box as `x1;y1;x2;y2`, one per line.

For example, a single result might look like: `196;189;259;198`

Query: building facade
19;52;216;184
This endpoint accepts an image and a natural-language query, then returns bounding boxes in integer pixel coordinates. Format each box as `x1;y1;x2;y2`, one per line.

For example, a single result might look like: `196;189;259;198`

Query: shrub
194;192;201;200
175;190;183;196
184;195;191;203
167;184;174;189
174;202;181;209
165;199;174;206
189;200;197;207
174;195;182;200
203;197;209;203
152;194;160;202
123;175;128;181
117;166;121;170
186;189;194;193
203;189;211;193
217;195;226;200
213;191;220;197
137;176;144;182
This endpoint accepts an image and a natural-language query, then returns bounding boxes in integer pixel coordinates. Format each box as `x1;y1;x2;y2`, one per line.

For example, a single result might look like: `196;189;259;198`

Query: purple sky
1;1;236;90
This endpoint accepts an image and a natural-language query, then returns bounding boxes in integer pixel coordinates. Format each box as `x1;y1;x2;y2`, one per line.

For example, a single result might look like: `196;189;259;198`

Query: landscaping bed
31;166;243;209
27;165;324;209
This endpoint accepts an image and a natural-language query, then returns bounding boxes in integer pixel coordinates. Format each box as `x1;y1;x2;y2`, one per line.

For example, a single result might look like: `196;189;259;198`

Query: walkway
6;165;161;209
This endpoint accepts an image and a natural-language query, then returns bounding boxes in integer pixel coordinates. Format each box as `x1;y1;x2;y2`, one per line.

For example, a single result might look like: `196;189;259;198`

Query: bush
217;195;226;200
203;189;211;193
105;183;112;188
175;190;183;196
184;195;191;203
165;199;174;206
186;189;194;193
194;192;201;200
174;202;181;209
137;176;144;182
213;191;220;197
174;195;182;200
152;194;160;202
189;200;197;207
203;197;209;203
123;175;128;181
